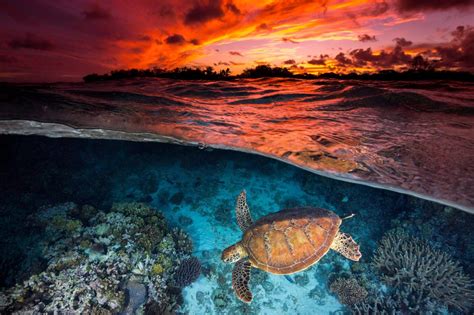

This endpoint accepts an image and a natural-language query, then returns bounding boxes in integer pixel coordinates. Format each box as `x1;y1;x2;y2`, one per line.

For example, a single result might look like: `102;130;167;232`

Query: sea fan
174;257;201;288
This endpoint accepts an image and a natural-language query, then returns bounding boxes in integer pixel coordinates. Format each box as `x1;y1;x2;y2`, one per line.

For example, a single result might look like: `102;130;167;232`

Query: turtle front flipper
330;231;362;261
232;259;252;303
236;190;253;232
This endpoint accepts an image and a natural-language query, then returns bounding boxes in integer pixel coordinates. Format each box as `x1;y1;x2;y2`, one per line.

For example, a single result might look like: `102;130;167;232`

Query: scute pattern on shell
242;207;341;274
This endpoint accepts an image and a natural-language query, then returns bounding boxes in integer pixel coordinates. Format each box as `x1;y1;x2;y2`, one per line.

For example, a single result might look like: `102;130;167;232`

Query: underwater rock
371;228;474;313
294;273;310;287
308;286;327;302
140;173;158;195
170;192;184;205
212;287;231;310
121;280;147;315
178;215;193;226
0;202;193;314
262;280;274;292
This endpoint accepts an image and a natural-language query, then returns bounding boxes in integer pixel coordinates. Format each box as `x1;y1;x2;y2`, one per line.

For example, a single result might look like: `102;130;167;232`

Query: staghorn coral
175;257;202;288
329;277;368;305
0;202;193;314
371;229;474;313
352;291;399;315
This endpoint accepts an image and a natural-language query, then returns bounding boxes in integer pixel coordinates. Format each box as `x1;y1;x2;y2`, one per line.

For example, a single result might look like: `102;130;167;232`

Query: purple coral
175;257;201;288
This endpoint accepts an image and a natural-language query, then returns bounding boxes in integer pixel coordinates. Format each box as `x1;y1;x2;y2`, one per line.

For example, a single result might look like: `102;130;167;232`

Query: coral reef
329;277;368;305
0;202;193;314
352;292;399;315
370;229;474;313
174;257;202;288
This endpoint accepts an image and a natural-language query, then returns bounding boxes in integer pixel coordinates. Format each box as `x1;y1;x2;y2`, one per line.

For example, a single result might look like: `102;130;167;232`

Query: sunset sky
1;0;473;81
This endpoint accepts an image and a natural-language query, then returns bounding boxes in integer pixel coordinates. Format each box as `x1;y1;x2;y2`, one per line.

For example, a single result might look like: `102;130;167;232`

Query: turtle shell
241;207;341;274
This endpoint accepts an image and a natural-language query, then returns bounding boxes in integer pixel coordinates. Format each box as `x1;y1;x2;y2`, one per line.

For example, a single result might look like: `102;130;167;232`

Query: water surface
1;78;473;211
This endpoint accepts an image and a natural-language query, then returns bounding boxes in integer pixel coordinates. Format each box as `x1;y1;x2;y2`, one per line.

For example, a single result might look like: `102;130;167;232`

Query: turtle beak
221;244;239;263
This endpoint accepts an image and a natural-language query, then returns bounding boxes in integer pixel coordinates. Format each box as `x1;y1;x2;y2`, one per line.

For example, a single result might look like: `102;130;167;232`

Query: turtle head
221;242;247;263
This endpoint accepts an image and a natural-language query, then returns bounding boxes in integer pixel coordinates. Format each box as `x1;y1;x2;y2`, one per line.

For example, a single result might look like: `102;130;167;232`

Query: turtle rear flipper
232;259;252;303
330;232;362;261
236;190;253;232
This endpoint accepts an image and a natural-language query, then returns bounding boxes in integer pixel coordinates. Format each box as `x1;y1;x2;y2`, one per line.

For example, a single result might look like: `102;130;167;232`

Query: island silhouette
83;56;474;83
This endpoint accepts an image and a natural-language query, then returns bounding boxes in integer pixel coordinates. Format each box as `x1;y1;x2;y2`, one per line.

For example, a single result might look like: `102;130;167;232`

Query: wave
0;78;473;212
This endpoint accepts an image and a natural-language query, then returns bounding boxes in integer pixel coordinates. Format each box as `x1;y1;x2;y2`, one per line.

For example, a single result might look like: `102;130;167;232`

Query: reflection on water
1;78;473;211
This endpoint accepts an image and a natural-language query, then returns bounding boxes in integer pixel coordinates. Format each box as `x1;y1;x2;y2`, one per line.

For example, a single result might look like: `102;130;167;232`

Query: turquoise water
0;135;473;314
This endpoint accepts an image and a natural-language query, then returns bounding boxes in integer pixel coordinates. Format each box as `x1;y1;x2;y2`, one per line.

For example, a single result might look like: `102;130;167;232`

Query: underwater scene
0;135;473;314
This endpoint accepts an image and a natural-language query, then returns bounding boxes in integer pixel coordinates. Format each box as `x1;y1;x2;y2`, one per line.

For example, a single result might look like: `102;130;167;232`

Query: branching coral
329;277;368;305
371;229;474;313
352;292;399;315
175;257;201;288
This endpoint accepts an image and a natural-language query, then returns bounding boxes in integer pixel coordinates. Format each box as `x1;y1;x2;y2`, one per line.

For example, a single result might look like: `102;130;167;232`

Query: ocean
0;78;473;314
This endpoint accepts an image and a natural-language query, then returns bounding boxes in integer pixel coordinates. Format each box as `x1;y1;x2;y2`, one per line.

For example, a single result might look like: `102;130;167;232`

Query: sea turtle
221;190;362;303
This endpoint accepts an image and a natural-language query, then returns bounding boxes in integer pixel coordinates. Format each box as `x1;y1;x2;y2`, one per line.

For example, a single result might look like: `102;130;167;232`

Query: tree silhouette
411;55;435;72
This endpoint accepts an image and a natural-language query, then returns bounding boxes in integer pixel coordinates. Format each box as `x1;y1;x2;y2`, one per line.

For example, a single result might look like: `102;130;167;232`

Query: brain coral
329;277;368;305
372;229;474;313
174;257;201;288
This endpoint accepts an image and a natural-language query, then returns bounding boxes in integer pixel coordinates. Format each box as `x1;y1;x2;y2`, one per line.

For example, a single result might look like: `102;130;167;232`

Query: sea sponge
329;277;368;305
151;263;164;275
372;229;474;313
174;257;201;288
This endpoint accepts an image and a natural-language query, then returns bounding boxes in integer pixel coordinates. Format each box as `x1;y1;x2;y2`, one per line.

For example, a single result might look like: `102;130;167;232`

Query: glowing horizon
1;0;473;81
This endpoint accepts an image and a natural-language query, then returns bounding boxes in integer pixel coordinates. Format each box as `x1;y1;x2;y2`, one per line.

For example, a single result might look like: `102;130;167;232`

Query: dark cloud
229;51;242;56
229;61;244;65
158;6;175;18
137;35;152;42
82;3;111;20
394;37;412;47
394;0;474;13
130;47;143;54
349;45;412;67
214;61;230;66
190;38;200;45
435;25;474;68
226;1;241;15
369;1;389;15
282;37;298;44
256;23;271;31
335;52;352;66
184;0;225;25
165;34;186;45
358;34;377;42
283;59;296;65
332;25;474;71
308;55;328;65
8;33;54;50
